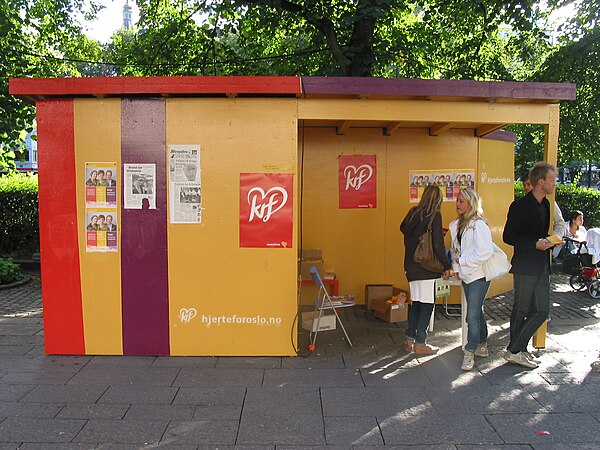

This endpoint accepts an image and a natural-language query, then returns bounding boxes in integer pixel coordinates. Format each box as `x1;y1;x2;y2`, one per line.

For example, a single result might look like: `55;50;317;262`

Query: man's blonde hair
529;162;556;187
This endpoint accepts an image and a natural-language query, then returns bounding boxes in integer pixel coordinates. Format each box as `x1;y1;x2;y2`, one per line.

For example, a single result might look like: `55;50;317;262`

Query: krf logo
247;187;288;222
344;164;373;191
179;308;197;323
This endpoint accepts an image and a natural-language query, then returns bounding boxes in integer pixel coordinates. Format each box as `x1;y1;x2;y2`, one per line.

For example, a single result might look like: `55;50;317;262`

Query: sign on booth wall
239;173;293;248
338;155;377;208
84;162;119;252
409;169;475;202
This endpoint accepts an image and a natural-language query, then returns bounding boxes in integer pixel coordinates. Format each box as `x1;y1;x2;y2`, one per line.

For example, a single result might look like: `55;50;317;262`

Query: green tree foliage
0;0;102;170
514;1;600;170
109;0;553;79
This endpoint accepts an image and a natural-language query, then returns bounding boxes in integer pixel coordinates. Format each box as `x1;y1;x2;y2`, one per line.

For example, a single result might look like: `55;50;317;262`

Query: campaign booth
9;76;575;356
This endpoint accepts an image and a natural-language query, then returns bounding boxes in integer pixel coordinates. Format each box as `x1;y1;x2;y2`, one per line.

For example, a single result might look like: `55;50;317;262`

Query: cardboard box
371;292;409;323
365;284;404;309
301;311;336;332
299;260;324;280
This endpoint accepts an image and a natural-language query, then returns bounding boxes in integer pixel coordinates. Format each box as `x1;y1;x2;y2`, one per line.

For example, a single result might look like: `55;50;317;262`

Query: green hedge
0;173;39;257
515;181;600;228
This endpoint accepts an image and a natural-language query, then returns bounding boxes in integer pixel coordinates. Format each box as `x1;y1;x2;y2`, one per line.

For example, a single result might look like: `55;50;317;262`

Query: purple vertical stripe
121;98;170;355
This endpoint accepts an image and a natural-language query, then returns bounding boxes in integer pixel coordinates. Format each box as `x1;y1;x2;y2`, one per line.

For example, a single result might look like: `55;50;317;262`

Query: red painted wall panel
36;99;85;354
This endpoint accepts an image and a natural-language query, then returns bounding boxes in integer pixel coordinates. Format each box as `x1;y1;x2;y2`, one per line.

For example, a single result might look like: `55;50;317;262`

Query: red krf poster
240;173;294;248
339;155;377;208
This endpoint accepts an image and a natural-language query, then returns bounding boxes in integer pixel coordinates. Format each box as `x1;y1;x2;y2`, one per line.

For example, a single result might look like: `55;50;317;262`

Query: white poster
124;164;156;210
169;145;202;223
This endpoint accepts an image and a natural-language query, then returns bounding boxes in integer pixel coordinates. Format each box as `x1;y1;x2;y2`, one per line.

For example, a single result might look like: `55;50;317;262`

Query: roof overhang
9;76;576;138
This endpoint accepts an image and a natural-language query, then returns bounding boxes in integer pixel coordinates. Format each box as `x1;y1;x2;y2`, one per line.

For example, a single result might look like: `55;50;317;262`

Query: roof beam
384;121;403;136
476;123;507;137
429;122;454;136
336;120;351;135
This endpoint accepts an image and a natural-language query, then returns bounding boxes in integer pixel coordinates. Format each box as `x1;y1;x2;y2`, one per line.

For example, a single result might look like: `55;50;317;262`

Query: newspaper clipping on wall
124;164;156;209
169;144;202;224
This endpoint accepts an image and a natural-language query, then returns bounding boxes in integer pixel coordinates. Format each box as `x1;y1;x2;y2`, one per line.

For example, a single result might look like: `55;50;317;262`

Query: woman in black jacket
400;185;451;355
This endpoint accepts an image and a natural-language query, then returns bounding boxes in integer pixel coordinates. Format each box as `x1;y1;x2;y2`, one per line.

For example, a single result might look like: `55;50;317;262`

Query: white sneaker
461;351;475;371
504;351;538;369
474;343;489;357
523;351;541;365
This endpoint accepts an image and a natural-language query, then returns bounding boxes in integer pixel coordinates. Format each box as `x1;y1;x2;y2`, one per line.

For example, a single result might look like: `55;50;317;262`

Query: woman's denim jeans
462;278;491;352
406;301;435;344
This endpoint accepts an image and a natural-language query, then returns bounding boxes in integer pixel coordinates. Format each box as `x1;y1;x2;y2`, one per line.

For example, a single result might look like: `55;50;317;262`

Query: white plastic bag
482;244;511;281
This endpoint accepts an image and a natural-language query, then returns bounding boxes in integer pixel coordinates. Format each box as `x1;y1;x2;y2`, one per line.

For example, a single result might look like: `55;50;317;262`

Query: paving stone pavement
0;270;599;449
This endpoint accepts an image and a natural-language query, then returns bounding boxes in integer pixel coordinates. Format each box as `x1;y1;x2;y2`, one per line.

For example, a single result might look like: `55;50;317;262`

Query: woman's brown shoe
414;343;439;355
403;339;414;353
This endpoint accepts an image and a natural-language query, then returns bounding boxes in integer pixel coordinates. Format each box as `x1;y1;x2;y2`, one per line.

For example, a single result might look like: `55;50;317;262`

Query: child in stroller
561;237;600;297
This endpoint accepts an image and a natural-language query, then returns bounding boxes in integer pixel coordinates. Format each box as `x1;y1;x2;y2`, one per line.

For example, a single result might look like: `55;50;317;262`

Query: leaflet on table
168;144;202;223
124;164;156;210
85;210;118;252
85;162;117;208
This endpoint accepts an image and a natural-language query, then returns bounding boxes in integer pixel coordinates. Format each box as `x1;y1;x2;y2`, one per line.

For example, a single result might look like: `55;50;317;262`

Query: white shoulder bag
483;243;511;281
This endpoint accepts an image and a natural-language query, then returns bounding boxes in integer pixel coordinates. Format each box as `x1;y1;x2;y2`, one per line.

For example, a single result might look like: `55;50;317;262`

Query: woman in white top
449;189;494;371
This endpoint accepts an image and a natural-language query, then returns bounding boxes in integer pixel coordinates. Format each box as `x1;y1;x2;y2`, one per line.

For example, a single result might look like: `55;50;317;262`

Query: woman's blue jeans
406;301;435;344
462;278;491;352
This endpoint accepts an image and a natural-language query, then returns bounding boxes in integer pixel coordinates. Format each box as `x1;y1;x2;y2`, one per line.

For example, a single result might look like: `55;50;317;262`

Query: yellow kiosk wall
166;98;299;356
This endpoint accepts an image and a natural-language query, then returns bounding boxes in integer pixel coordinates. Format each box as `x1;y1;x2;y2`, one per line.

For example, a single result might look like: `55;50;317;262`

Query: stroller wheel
569;273;587;291
588;280;600;299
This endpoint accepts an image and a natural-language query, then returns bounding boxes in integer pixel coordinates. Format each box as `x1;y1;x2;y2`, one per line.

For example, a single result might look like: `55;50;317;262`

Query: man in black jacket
503;162;558;369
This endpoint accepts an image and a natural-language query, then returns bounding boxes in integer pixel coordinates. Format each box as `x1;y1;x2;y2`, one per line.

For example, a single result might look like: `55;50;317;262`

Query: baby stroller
561;238;599;293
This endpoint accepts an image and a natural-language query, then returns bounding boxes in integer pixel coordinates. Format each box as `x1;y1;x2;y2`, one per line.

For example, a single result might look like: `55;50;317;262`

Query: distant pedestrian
400;185;451;355
503;162;559;369
449;188;493;371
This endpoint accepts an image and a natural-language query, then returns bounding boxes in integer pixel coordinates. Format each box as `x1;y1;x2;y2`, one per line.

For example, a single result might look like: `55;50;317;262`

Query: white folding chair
308;265;354;351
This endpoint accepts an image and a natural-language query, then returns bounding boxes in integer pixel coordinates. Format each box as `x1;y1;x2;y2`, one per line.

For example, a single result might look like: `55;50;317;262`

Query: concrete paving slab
67;366;179;386
0;355;89;373
84;355;156;368
19;444;97;450
124;403;194;420
20;384;108;403
486;412;600;444
0;383;35;401
73;419;168;444
324;416;383;445
173;368;264;387
193;404;242;420
379;414;504;445
360;365;434;387
527;384;600;412
0;417;85;443
0;370;79;385
281;354;345;369
531;445;600;450
0;344;34;355
216;356;282;369
98;385;178;404
56;403;129;420
0;401;64;418
321;386;434;417
160;419;239;445
425;385;547;414
151;356;217;368
455;446;532;450
237;387;324;446
263;368;363;387
173;386;246;406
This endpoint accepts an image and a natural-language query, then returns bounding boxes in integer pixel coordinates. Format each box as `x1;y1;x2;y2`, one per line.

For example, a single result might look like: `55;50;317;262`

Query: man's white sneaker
504;351;538;369
474;343;489;357
461;351;475;371
523;351;541;365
